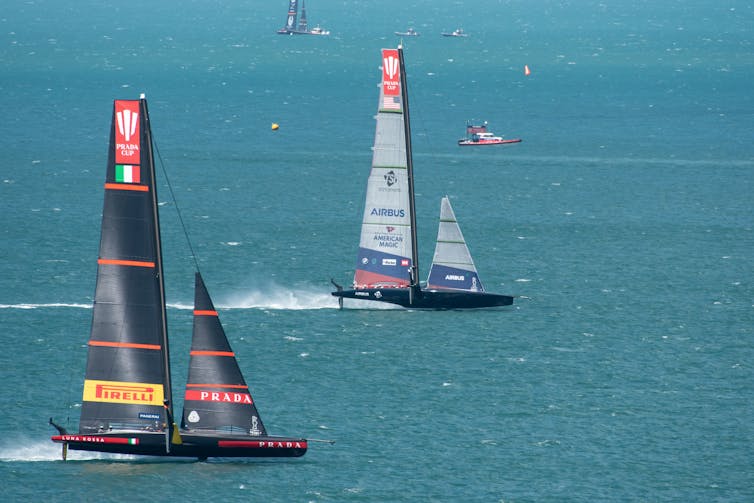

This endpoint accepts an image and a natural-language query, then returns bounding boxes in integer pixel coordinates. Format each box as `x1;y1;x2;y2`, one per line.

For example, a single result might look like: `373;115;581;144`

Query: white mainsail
353;49;413;288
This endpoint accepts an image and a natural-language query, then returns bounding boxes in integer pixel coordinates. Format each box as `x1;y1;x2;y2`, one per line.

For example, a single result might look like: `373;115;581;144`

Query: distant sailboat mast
297;0;308;32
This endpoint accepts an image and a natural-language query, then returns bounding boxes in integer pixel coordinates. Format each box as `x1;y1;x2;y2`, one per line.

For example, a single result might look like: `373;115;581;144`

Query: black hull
332;287;513;309
52;432;307;459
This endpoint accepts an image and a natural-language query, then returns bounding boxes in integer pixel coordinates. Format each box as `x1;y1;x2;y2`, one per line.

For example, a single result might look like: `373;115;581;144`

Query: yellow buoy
271;123;280;131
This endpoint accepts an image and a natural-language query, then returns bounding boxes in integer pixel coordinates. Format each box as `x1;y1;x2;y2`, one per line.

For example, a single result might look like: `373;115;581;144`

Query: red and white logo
116;107;138;142
114;100;141;164
382;49;400;96
185;390;253;404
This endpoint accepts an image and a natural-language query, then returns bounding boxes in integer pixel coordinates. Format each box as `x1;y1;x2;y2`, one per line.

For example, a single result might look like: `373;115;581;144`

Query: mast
298;0;308;32
397;46;420;303
140;96;173;448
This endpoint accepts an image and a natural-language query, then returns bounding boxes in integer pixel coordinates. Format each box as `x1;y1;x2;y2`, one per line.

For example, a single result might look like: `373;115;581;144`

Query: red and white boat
457;121;521;146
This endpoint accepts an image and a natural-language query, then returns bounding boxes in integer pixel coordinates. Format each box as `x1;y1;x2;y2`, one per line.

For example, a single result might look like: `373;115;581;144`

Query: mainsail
282;0;298;32
182;273;267;437
79;98;171;435
426;196;484;292
353;48;414;288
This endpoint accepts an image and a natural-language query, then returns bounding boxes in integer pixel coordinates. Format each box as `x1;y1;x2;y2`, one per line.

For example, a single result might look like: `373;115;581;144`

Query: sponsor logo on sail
445;274;465;281
401;259;410;266
250;416;261;436
382;258;396;266
83;379;164;406
114;100;141;164
370;207;405;218
382;49;400;96
379;170;401;191
384;170;397;186
374;232;403;249
185;390;254;404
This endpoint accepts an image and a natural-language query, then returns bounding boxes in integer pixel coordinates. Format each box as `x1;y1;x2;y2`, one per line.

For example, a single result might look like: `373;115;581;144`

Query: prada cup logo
116;108;139;142
383;55;399;80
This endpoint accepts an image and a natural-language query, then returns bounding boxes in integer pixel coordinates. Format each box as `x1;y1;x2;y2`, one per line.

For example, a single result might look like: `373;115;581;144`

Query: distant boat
49;96;307;460
442;28;468;37
277;0;329;35
458;121;521;146
331;47;514;310
395;28;419;37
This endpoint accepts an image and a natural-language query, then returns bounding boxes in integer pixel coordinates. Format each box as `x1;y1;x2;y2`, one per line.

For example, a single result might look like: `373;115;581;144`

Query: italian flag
115;164;141;183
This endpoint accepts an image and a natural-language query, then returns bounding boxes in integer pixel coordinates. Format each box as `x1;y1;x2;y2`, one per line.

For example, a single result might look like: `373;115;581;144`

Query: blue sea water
1;0;753;501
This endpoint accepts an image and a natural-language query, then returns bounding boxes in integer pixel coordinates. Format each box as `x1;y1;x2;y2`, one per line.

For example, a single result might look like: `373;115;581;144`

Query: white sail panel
426;197;484;291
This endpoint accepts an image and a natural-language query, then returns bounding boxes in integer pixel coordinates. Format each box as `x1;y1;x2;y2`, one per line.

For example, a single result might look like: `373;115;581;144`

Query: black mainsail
79;97;172;439
331;47;515;309
51;96;307;459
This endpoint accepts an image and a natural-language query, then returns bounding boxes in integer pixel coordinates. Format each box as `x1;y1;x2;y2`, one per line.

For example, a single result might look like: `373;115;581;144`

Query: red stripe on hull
218;440;307;449
52;435;138;445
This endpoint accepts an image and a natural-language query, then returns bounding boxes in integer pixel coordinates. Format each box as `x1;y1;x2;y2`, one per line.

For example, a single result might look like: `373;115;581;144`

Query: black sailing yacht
50;96;306;460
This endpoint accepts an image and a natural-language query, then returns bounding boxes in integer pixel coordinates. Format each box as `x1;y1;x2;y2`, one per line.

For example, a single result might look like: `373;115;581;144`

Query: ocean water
2;0;753;501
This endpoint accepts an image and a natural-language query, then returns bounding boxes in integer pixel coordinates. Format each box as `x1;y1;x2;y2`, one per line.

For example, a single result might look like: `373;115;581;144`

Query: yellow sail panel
83;380;164;406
